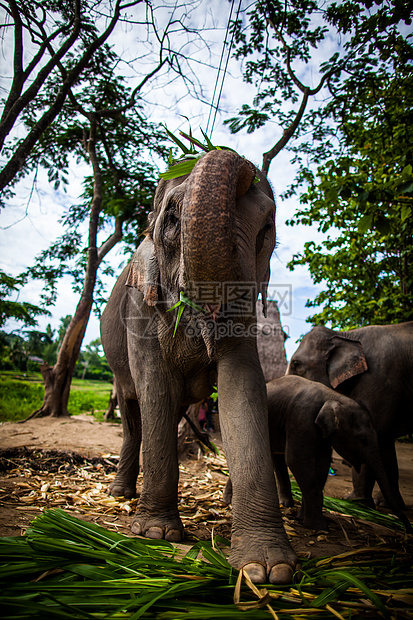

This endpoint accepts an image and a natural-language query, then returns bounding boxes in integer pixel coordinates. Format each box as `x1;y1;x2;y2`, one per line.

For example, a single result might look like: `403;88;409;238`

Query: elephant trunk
181;150;256;289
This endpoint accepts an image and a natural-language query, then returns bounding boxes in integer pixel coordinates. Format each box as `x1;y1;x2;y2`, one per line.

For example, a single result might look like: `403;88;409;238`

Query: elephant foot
230;533;297;585
278;495;294;508
374;491;406;510
302;516;329;531
242;562;293;585
345;491;375;509
131;511;184;543
108;479;137;499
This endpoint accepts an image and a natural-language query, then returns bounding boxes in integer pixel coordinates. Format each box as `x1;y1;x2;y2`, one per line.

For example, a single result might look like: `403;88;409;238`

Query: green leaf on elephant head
159;155;204;180
161;126;260;183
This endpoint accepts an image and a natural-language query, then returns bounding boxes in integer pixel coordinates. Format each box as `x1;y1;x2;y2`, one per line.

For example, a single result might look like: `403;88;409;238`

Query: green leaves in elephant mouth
168;291;206;337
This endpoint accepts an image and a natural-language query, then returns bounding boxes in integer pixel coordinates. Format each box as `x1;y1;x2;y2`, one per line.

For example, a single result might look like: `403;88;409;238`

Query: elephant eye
167;211;179;227
163;202;180;237
291;360;302;374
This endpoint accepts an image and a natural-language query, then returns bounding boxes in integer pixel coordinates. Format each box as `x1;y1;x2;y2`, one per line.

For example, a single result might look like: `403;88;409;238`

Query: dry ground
1;413;413;562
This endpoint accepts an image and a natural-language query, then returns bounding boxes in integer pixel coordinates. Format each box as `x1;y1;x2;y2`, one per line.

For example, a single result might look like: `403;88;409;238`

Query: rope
205;0;242;137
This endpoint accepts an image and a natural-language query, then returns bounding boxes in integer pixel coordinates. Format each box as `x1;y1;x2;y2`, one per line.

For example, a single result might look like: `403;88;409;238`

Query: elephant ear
125;241;160;307
327;336;368;389
314;400;341;438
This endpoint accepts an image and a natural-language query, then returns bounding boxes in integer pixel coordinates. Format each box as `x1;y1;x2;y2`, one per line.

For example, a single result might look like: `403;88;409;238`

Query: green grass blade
162;125;192;154
326;570;391;618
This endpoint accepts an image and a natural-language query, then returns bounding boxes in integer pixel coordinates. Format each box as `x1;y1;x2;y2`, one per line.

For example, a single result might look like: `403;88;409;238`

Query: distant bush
0;372;113;422
0;375;44;421
67;390;111;416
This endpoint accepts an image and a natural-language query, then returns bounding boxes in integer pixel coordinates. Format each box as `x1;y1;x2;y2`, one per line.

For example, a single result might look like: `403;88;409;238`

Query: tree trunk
105;378;118;421
25;296;94;419
23;114;122;421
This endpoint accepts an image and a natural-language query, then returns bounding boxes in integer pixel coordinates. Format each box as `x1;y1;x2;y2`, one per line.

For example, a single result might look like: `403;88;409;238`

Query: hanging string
205;0;242;138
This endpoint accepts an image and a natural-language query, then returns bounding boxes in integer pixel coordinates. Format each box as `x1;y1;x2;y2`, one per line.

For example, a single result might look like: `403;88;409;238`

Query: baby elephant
224;375;410;531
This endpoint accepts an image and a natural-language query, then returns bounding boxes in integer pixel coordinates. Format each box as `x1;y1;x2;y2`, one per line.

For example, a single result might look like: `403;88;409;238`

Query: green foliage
0;372;112;422
73;338;112;381
0;270;50;329
287;71;413;327
67;378;113;416
0;508;412;618
228;0;413;328
23;47;169;312
159;127;258;182
0;373;44;421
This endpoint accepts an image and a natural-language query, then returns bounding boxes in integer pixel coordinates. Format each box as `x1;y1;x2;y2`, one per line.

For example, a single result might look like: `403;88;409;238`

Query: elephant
223;375;411;531
286;322;413;508
100;149;297;584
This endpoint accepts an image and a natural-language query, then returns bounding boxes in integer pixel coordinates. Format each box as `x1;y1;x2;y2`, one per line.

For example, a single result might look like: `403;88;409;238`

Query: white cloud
1;0;334;360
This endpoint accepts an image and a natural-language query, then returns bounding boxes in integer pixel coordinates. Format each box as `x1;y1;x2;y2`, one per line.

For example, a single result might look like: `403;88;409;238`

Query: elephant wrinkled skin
101;150;297;584
287;323;413;508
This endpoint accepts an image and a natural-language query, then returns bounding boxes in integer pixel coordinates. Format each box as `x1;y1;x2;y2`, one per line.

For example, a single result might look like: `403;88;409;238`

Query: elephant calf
224;375;411;532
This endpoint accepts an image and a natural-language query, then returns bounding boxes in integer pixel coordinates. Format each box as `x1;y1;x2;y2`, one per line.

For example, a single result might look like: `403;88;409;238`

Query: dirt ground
1;413;413;561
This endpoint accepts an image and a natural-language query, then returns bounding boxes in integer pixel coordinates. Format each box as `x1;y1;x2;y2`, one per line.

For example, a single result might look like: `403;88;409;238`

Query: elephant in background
101;149;297;584
223;375;411;531
287;323;413;508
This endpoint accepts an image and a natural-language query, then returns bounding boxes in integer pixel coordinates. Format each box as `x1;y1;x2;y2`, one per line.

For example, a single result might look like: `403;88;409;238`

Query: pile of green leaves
1;508;412;619
289;479;408;532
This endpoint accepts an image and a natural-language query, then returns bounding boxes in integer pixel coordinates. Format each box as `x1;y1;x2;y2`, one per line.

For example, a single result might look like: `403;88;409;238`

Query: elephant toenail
131;521;143;535
242;562;267;583
165;529;183;542
146;527;164;539
269;563;294;585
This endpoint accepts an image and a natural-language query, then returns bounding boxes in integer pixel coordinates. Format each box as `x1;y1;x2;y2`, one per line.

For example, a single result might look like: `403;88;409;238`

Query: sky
0;0;339;360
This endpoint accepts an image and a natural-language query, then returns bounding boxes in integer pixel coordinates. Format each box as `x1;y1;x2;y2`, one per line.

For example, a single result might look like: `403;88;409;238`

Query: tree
287;71;413;327
75;338;111;380
226;0;413;328
0;269;50;328
225;0;343;175
23;48;168;418
0;0;142;198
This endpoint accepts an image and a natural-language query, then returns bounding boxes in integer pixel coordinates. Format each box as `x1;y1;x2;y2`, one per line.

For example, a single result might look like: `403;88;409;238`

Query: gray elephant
101;149;297;584
223;375;411;531
287;323;413;508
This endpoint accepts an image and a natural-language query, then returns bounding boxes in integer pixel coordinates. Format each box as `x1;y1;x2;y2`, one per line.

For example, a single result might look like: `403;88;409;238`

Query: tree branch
261;18;340;174
0;0;81;151
262;87;309;175
97;217;123;263
0;0;141;193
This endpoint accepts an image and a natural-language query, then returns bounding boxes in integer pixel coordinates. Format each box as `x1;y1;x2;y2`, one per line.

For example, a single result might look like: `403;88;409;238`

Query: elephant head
287;325;368;388
314;398;411;529
126;149;276;354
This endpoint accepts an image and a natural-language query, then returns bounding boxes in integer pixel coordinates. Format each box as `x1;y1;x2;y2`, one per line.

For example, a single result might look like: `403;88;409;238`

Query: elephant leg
287;443;330;531
222;477;233;505
273;453;294;507
217;342;297;585
347;464;376;508
131;374;184;543
108;392;141;499
374;440;405;509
